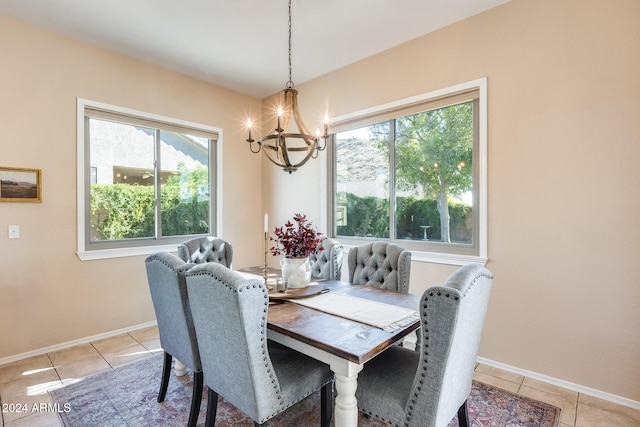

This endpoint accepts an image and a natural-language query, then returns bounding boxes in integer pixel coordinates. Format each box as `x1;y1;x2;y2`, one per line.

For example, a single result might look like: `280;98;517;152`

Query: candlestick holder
263;231;269;287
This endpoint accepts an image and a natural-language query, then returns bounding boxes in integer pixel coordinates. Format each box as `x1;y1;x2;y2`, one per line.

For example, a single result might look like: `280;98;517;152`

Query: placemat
289;292;419;332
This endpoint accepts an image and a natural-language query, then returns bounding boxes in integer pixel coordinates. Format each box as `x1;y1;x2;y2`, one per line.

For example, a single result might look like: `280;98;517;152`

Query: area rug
49;355;560;427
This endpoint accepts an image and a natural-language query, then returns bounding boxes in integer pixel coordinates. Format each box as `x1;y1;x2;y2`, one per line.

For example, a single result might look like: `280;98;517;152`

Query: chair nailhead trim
403;274;493;427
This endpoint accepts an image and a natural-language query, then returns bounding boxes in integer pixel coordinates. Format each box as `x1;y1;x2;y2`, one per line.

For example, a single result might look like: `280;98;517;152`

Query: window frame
76;98;223;261
326;78;487;266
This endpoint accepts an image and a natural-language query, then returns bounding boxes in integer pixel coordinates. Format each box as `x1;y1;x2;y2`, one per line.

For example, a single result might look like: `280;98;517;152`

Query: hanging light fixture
246;0;328;174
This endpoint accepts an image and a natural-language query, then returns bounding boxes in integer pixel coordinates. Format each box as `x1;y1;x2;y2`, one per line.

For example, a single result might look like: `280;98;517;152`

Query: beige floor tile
99;345;153;367
475;363;525;384
0;389;60;424
473;371;521;393
0;368;61;401
129;324;158;337
99;344;153;367
519;385;577;426
48;343;100;365
4;409;62;427
128;325;161;351
578;394;640;426
91;334;153;366
53;352;111;382
522;377;579;403
576;401;640;427
91;334;141;353
0;355;54;385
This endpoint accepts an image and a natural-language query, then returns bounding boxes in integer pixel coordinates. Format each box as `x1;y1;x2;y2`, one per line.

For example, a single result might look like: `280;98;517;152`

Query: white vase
280;257;314;289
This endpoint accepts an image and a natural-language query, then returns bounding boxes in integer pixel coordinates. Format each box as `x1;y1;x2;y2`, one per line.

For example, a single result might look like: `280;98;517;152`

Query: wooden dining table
238;266;421;427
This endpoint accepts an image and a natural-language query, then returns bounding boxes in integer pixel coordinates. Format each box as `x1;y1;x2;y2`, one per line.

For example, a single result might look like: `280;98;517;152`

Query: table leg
331;357;363;427
174;359;187;376
266;330;364;427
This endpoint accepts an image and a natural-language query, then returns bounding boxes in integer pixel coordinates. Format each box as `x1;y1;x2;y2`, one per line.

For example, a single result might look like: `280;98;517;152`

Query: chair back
145;252;200;371
185;262;283;422
310;237;344;280
412;264;493;427
177;236;233;267
348;241;411;292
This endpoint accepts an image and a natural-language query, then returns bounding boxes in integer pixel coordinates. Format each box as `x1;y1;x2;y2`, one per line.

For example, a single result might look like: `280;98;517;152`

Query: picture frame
0;167;42;202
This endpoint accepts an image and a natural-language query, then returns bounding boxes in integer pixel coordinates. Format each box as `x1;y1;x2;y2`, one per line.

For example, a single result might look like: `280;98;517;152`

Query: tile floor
1;326;638;426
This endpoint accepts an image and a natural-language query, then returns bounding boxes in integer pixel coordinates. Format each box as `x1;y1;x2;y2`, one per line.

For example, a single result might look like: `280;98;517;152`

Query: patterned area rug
49;356;560;427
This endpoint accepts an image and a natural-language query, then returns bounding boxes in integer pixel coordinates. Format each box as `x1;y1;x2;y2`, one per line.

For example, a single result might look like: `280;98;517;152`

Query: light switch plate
8;225;20;239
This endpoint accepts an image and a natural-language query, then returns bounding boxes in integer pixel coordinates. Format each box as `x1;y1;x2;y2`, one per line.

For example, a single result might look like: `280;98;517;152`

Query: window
77;99;221;260
328;79;487;265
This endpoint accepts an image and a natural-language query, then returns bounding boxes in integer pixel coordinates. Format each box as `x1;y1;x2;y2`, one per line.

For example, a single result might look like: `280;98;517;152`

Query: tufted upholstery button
177;236;233;267
349;241;411;291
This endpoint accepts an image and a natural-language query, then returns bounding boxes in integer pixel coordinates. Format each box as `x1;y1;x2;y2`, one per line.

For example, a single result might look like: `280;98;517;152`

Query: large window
329;79;487;264
77;99;221;260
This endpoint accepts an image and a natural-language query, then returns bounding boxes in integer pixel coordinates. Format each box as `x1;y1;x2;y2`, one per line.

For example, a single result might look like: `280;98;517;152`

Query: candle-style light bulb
323;114;329;137
247;119;253;141
276;107;283;132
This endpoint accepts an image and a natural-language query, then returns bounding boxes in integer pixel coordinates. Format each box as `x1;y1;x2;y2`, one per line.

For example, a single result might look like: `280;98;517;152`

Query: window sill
77;244;179;261
410;250;487;266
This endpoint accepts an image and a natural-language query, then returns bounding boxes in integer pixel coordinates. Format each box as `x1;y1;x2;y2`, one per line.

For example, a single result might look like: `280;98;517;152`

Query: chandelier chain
245;0;328;173
287;0;293;88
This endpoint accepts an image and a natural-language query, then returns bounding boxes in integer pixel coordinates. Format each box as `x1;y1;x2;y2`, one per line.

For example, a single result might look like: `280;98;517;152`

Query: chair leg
204;387;219;427
157;352;172;402
457;400;470;427
320;382;333;427
187;371;203;427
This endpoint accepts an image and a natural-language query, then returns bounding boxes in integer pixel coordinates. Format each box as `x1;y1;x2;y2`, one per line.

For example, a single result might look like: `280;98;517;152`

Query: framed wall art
0;167;42;202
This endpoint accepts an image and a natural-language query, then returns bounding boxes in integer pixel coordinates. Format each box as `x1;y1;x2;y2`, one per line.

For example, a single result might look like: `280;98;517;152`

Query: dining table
238;266;421;427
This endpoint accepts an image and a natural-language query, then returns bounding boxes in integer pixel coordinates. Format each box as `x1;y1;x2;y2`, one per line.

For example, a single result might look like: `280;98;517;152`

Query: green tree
161;164;209;236
90;183;155;239
90;164;209;240
378;102;473;242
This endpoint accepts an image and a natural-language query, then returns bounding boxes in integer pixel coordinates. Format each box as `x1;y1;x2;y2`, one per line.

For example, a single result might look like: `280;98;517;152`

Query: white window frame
325;78;487;266
76;98;223;261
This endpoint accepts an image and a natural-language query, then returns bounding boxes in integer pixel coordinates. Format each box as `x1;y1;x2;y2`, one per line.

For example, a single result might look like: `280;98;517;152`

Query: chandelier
246;0;328;174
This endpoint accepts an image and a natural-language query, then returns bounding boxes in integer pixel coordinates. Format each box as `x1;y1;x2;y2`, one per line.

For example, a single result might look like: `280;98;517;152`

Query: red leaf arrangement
270;213;324;258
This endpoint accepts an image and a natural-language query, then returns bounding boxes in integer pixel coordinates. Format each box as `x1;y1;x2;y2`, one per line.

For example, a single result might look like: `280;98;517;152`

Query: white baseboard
0;321;158;366
401;335;640;411
476;356;640;411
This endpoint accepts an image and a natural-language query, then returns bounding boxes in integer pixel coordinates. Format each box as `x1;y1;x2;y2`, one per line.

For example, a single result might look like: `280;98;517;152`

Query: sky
0;171;37;184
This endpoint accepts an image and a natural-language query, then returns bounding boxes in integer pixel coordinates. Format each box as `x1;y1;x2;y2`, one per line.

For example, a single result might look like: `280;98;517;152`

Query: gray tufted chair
185;262;334;427
354;264;493;427
309;237;344;280
145;252;202;427
347;241;411;293
177;236;233;267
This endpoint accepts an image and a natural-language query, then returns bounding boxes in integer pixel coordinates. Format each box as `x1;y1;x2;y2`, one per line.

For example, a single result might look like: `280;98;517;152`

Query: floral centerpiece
270;214;323;289
270;213;324;258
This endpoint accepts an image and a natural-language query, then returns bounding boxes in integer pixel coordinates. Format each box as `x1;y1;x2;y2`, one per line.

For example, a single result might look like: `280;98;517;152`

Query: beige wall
264;0;640;402
0;15;263;358
2;0;639;406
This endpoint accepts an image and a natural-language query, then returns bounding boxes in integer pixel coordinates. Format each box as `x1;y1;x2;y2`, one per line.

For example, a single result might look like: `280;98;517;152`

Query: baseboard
476;356;640;411
0;320;158;366
400;335;640;411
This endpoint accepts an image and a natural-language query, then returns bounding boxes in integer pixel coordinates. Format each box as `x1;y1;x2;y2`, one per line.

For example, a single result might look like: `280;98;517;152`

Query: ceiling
0;0;511;98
